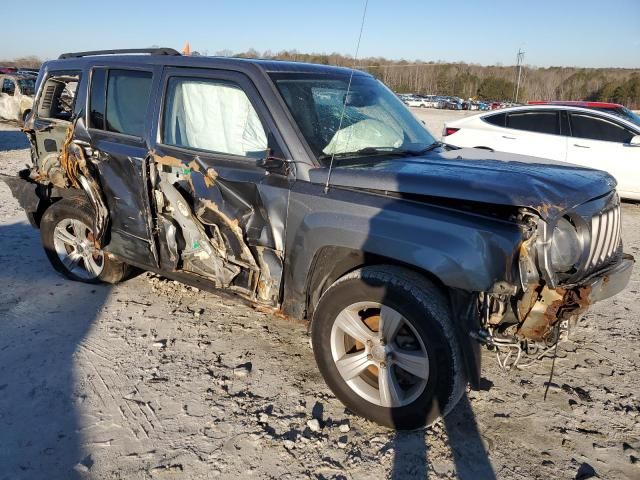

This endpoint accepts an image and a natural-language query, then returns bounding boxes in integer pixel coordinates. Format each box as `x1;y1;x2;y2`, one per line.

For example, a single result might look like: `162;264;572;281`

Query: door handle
502;135;516;140
573;143;590;148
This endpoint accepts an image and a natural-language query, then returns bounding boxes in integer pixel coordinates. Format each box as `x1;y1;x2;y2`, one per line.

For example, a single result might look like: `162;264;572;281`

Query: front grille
586;204;621;270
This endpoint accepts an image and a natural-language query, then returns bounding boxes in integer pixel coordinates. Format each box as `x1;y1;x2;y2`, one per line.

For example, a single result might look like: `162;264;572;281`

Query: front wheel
311;266;464;429
40;198;130;284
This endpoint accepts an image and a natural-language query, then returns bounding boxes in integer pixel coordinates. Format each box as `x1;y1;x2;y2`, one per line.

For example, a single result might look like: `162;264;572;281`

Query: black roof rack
58;48;181;60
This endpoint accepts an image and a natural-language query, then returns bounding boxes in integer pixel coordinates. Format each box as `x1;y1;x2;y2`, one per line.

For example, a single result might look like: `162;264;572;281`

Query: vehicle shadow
388;394;495;479
0;220;110;480
352;167;497;479
0;127;29;152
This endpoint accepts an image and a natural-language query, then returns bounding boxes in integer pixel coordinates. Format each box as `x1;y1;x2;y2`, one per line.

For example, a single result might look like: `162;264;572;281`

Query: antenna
324;0;369;194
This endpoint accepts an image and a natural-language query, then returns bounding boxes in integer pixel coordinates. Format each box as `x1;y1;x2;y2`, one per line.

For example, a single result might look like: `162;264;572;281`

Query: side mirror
629;134;640;146
256;154;291;176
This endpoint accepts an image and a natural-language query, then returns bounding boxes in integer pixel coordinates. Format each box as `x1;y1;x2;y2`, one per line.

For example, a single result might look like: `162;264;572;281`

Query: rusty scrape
203;168;218;188
516;283;594;341
151;150;184;168
197;199;256;267
187;160;201;172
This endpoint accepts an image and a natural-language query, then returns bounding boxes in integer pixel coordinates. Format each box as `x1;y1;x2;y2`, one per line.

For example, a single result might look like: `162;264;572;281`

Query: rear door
85;66;159;267
566;112;640;197
498;109;567;161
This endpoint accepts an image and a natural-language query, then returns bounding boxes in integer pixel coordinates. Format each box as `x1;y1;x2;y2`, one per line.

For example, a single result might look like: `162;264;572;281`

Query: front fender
283;184;523;317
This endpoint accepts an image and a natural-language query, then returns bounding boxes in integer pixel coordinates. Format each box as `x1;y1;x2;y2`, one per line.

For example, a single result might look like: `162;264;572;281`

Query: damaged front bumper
517;253;635;341
586;254;634;303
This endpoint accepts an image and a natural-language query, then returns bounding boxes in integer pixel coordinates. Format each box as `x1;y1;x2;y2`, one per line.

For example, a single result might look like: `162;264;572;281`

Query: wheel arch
305;246;448;321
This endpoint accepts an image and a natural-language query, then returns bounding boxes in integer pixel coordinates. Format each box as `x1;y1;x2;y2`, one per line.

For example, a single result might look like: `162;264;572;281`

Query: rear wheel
40;198;130;284
311;266;464;429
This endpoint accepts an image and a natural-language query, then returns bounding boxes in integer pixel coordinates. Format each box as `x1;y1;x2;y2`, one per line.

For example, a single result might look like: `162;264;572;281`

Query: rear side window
89;69;107;130
483;113;505;127
89;69;152;137
569;113;634;143
37;72;80;121
506;111;558;135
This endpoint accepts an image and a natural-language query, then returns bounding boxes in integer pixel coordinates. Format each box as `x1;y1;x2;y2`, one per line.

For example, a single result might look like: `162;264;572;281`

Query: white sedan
406;97;438;108
443;105;640;200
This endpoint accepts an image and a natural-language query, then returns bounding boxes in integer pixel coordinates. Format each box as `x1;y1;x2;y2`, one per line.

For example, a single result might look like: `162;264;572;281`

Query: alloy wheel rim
52;218;104;280
330;302;429;408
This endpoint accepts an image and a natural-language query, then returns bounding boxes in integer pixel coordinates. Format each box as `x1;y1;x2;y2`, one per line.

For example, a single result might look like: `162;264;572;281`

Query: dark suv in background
1;48;634;429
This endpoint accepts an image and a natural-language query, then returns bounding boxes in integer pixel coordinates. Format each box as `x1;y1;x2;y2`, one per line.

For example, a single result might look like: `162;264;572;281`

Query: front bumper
586;254;634;303
517;253;635;341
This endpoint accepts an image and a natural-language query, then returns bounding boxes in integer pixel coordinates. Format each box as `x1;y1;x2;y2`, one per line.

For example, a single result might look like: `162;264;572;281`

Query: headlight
549;218;581;272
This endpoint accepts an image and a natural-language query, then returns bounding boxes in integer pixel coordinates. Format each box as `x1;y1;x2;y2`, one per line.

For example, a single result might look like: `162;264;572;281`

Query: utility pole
514;49;525;103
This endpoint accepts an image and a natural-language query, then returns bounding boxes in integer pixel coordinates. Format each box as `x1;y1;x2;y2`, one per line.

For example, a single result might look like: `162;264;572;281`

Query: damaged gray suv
2;48;634;429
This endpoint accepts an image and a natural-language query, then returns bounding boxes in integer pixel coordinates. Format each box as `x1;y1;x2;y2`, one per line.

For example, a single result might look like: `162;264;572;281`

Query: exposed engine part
472;319;569;371
40;152;67;188
158;179;239;285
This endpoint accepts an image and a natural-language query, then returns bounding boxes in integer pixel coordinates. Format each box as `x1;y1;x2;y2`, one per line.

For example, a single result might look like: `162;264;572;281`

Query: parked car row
399;93;499;111
443;103;640;199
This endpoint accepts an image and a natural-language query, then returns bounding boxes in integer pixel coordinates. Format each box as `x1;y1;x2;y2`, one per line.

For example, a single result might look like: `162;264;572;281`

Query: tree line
232;49;640;108
3;51;638;108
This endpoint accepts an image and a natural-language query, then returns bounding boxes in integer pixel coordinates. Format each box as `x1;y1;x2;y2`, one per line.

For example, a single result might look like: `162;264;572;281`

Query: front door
149;67;293;305
499;109;567;161
566;112;640;198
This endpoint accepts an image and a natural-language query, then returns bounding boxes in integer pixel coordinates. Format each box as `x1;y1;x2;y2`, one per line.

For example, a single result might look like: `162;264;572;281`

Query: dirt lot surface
1;118;639;480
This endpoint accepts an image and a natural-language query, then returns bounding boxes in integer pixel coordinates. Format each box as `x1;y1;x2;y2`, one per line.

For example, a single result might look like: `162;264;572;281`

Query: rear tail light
443;127;459;136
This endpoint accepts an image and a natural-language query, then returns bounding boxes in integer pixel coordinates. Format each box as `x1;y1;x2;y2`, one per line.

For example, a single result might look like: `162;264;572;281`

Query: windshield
619;106;640;127
592;106;640;127
17;78;36;96
271;73;436;162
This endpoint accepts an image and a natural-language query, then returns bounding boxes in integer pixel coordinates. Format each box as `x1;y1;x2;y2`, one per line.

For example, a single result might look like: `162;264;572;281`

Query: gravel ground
0;118;639;480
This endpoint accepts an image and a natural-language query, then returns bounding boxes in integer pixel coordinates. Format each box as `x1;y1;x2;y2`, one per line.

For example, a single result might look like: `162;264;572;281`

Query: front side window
2;79;16;96
506;111;558;135
162;77;268;158
570;114;634;143
271;73;436;162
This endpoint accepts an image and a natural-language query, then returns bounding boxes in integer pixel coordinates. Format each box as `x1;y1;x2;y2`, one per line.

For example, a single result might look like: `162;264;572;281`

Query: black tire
311;265;464;429
40;197;130;284
22;109;31;124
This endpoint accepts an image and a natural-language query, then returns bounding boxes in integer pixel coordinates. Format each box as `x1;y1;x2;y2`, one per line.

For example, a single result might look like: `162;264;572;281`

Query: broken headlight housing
549;217;582;273
535;214;588;288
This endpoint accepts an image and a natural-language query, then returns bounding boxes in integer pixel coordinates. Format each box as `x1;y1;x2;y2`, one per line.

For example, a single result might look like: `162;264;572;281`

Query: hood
311;148;616;219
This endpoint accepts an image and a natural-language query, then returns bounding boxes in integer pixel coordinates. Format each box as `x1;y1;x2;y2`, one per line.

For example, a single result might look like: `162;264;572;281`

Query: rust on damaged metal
516;283;594;341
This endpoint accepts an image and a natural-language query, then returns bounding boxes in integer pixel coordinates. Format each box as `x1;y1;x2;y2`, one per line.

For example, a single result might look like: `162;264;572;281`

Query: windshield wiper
318;147;412;162
320;144;445;162
402;141;443;156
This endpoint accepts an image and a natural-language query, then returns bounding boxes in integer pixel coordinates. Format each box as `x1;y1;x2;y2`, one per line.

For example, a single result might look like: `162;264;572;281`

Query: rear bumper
585;254;634;303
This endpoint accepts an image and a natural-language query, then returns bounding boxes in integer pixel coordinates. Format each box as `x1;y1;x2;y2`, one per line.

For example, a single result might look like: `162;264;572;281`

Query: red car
528;100;640;127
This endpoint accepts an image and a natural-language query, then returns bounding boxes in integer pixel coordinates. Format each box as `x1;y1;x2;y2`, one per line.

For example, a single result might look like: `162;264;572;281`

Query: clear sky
3;0;639;68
